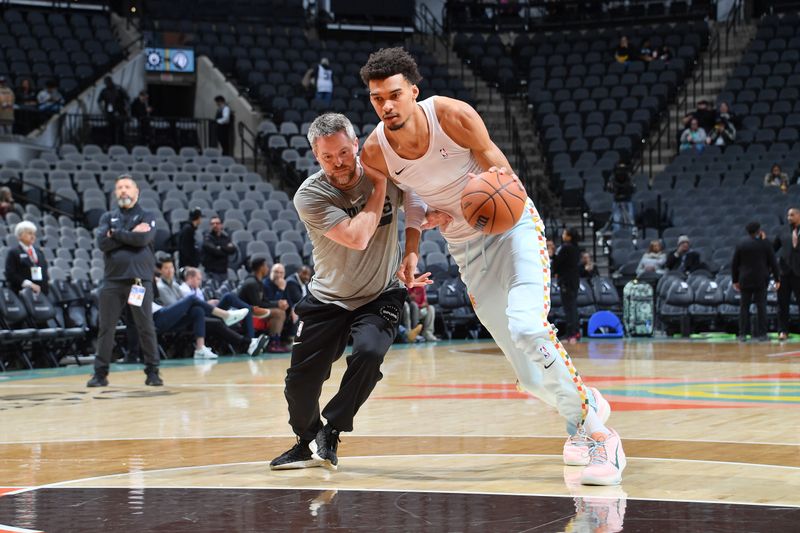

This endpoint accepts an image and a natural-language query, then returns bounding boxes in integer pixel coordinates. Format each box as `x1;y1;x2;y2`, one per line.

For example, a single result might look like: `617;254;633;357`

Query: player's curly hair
359;47;422;86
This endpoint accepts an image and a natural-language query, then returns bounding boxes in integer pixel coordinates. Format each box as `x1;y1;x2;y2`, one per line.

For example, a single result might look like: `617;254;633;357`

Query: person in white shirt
4;221;49;295
214;95;232;155
313;57;334;105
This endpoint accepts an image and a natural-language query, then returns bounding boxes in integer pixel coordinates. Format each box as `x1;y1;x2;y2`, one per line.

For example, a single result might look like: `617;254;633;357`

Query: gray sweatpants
94;279;159;374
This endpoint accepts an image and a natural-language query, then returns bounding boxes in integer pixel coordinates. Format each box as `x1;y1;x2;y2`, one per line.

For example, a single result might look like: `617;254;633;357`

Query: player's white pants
448;200;596;435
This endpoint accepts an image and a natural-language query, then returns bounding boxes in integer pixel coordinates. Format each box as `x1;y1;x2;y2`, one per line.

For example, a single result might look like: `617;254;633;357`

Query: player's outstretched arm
324;162;387;250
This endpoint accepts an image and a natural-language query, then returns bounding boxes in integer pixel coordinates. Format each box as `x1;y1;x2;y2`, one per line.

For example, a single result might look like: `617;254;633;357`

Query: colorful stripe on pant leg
528;202;590;426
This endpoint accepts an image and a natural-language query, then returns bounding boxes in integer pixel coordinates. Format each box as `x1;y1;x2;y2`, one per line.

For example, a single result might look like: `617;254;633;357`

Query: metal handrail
237;120;260;173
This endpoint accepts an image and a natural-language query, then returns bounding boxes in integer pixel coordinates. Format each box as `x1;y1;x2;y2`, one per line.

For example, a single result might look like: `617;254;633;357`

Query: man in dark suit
552;228;581;343
733;222;780;342
665;235;703;273
774;207;800;341
286;265;312;308
177;208;202;268
4;221;48;295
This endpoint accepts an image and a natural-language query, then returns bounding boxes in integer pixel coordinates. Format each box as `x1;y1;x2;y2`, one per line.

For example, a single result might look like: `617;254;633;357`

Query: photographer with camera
606;162;636;232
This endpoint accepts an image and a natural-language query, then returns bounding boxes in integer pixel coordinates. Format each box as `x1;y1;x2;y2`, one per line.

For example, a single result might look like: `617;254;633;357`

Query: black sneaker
310;424;341;470
87;374;108;387
269;438;323;470
144;367;163;386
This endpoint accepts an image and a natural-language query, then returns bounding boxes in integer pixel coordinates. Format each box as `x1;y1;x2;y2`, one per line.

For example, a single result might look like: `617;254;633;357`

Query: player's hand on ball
420;210;452;231
487;166;519;180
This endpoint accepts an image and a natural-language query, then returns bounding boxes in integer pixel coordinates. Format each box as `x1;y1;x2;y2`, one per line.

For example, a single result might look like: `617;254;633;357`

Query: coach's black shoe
310;424;341;470
86;373;108;387
270;438;323;470
144;366;163;386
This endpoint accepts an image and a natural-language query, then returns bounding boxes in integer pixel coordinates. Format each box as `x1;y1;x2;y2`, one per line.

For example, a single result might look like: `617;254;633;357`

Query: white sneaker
193;345;219;359
563;387;612;466
247;335;269;356
224;308;249;326
580;429;627;486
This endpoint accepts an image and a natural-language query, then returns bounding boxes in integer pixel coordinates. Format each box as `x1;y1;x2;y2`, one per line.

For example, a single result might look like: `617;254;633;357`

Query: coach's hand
397;252;418;286
420;210;452;231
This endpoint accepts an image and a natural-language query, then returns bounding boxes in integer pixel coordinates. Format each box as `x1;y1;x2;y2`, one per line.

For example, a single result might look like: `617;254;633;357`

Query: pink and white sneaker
580;429;626;486
563;387;611;466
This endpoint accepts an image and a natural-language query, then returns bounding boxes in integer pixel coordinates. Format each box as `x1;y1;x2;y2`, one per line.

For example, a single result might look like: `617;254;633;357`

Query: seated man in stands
37;80;64;113
665;235;703;274
705;117;735;147
237;257;291;352
154;257;267;359
679;119;706;153
636;240;667;277
263;263;299;342
5;221;49;295
201;216;237;285
178;266;267;339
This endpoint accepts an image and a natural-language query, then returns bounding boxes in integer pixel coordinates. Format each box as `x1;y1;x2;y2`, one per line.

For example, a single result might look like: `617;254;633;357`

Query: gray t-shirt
294;167;402;310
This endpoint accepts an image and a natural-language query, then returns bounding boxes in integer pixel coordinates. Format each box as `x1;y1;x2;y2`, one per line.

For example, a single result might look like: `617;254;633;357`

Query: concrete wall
194;56;262;159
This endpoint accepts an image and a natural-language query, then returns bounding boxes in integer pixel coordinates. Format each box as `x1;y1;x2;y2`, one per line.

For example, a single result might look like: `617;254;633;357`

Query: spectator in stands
304;57;334;105
553;228;581;343
286;265;312;308
409;277;439;342
88;175;161;388
666;235;702;273
654;44;672;62
0;76;14;134
237;256;290;353
732;222;780;342
607;162;635;231
98;77;128;145
263;263;297;340
636;240;667;277
130;90;153;145
774;207;800;341
614;36;631;64
154;257;262;358
705;117;735;147
15;78;37;108
201;215;236;285
214;95;232;156
177;266;266;340
0;186;17;217
177;208;203;268
682;100;715;133
638;38;655;62
579;251;599;279
4;220;48;295
679;118;706;154
716;101;739;130
37;80;64;113
546;239;556;261
764;163;789;192
398;299;423;343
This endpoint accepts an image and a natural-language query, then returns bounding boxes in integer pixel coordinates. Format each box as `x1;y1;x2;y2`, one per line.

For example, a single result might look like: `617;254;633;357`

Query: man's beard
386;116;407;131
326;166;358;189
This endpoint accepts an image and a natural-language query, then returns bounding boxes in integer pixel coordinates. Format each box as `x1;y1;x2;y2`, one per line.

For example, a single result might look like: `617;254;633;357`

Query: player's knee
507;316;551;348
351;343;386;368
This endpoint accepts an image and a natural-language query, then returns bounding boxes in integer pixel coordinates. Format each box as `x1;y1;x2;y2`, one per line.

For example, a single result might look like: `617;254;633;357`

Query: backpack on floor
623;280;654;336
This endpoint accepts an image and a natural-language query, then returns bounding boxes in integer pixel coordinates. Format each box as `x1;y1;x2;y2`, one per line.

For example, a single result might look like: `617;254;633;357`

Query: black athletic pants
284;289;405;441
95;279;159;375
777;274;800;334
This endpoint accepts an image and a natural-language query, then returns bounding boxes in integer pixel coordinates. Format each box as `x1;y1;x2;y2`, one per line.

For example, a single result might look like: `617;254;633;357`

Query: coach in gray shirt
87;175;162;388
270;113;428;471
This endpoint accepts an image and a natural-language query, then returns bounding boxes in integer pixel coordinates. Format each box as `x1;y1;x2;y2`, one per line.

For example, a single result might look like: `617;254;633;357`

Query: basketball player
270;112;429;471
359;48;625;485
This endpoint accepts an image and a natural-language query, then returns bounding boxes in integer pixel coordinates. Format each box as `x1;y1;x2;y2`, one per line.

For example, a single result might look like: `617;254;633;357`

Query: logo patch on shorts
295;321;304;338
379;304;400;324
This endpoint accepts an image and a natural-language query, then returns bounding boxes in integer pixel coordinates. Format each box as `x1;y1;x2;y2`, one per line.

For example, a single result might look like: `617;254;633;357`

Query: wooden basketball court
0;338;798;531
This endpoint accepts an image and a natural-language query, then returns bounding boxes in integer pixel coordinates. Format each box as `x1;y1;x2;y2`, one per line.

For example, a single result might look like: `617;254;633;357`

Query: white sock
582;406;610;437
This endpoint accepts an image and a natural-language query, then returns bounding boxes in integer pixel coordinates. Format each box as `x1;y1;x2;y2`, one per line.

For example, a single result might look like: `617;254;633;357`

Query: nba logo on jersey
439;148;448;158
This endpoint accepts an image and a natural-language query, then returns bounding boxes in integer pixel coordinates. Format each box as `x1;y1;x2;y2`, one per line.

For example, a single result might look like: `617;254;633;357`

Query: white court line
0;524;43;533
766;350;800;357
0;434;798;446
8;455;798;509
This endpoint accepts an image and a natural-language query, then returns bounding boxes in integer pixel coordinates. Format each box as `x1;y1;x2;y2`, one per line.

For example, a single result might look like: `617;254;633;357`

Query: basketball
461;171;528;234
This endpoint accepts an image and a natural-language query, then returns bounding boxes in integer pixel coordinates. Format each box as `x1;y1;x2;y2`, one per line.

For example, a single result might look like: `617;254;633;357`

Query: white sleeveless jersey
375;96;483;244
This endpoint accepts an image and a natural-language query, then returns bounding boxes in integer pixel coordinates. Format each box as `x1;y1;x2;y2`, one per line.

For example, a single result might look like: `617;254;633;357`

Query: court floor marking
0;435;796;446
6;453;799;496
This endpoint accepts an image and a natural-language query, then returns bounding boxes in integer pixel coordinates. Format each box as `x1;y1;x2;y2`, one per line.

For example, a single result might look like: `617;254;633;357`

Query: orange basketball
461;171;527;234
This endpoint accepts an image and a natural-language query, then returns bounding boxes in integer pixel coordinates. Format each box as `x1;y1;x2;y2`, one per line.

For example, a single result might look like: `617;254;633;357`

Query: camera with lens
608;162;635;202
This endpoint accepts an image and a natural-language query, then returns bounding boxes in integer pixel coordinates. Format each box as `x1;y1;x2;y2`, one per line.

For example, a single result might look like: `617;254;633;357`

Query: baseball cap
677;235;690;245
